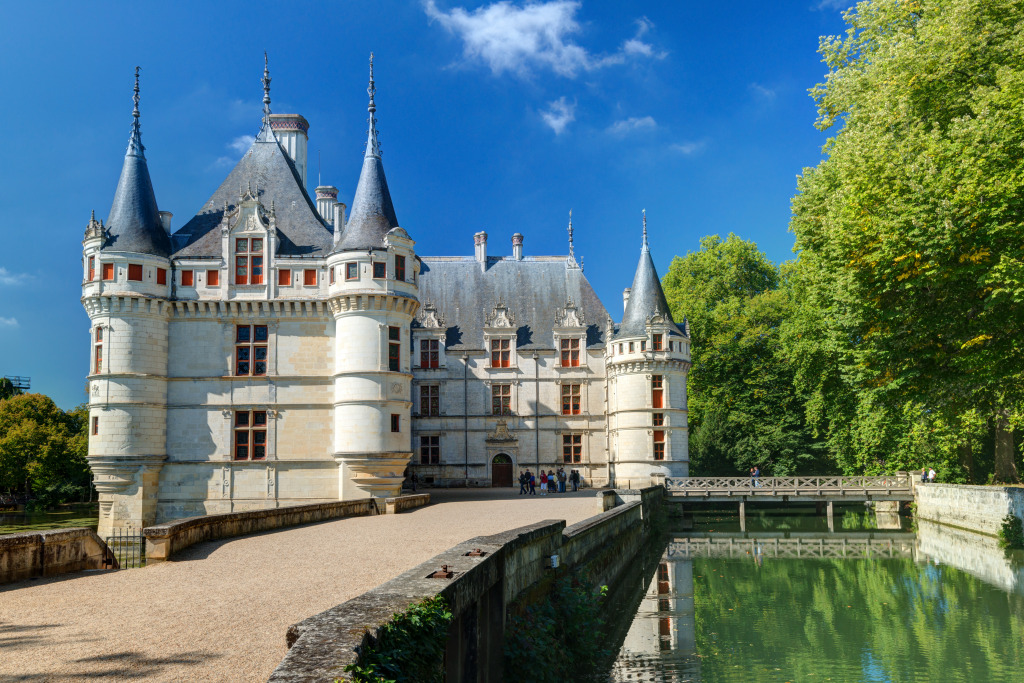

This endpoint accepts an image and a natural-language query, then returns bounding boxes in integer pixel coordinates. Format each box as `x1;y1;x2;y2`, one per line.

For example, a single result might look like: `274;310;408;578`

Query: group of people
920;468;937;483
518;468;582;495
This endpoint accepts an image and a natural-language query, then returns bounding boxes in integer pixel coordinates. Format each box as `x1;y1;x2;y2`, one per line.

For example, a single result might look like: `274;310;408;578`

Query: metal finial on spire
642;209;649;251
568;209;575;260
133;66;141;120
262;52;272;125
365;52;381;157
127;66;145;158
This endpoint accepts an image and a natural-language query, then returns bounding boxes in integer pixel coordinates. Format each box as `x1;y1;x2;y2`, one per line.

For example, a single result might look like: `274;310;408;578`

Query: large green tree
663;234;830;476
790;0;1024;480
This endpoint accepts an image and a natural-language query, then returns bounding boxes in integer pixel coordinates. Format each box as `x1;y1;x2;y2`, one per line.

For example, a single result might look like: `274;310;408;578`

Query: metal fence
106;527;146;569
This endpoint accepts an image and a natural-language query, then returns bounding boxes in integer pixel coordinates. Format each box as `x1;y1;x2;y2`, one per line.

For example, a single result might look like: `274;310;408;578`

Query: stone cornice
327;293;420;317
83;294;172;318
607;358;691;375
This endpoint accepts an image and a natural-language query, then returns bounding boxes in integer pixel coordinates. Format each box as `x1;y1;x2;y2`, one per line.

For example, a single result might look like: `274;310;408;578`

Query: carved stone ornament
485;299;516;328
485;418;517;443
554;298;585;328
417;300;446;329
391;382;402;395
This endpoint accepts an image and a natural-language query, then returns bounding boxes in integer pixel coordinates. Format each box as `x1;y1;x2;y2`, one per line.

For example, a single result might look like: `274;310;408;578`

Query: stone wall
0;528;115;585
915;483;1024;536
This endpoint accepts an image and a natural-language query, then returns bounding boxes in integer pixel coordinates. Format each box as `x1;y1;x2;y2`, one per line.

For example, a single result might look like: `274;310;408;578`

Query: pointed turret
334;53;399;252
616;211;679;338
103;67;171;256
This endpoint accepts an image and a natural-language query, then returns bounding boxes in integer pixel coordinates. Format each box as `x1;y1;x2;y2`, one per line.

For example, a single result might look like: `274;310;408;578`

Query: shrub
998;514;1024;550
344;596;452;683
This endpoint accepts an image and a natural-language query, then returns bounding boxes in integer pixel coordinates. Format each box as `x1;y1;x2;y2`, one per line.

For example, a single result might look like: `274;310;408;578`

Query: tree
662;234;831;475
0;377;22;401
790;0;1024;481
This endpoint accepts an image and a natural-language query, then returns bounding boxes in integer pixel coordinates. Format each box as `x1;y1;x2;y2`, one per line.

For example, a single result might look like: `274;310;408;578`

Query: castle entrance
491;453;514;488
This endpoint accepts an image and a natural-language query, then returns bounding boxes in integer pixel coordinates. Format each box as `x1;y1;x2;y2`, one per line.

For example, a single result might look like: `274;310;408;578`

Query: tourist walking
928;468;936;483
921;467;928;484
753;466;761;488
570;470;579;491
529;472;536;495
548;470;557;494
557;467;566;493
410;472;418;492
539;470;548;496
518;471;528;495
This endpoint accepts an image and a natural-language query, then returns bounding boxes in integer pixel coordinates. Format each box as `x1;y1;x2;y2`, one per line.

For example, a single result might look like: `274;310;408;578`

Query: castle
81;58;690;537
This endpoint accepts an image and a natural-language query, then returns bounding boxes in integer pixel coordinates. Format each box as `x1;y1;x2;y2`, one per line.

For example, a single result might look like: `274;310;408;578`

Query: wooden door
491;454;514;487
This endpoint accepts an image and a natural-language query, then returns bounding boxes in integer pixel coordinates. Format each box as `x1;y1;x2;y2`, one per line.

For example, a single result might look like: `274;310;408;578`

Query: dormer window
560;338;580;367
491;339;511;368
653;334;663;351
395;255;406;281
235;238;264;285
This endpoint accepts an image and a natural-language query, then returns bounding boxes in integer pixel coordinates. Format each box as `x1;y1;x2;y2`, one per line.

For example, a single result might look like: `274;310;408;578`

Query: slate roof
615;241;682;339
102;112;171;257
333;151;398;252
171;131;333;259
416;257;610;351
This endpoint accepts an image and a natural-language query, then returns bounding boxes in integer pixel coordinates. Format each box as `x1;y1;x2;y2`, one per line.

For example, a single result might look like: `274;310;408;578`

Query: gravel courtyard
0;489;598;682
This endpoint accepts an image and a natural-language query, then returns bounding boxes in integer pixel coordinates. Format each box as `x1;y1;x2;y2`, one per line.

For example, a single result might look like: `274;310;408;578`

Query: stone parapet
915;483;1024;537
0;528;116;585
384;493;430;514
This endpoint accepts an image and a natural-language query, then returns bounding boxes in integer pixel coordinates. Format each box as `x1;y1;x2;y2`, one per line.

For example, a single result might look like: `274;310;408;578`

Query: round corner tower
606;214;690;487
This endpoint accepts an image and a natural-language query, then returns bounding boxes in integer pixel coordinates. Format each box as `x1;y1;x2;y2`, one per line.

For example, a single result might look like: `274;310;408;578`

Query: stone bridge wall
0;528;115;585
915;484;1024;537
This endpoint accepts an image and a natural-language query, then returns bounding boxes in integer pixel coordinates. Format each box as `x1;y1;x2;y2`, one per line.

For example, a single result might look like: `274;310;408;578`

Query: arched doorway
491;453;514;488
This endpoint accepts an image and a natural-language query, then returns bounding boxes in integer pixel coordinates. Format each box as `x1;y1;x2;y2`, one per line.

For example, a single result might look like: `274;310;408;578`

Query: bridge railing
664;473;912;496
667;535;915;560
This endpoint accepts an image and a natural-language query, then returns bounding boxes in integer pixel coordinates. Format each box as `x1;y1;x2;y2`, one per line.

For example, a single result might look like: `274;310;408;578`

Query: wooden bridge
663;474;915;531
667;532;916;561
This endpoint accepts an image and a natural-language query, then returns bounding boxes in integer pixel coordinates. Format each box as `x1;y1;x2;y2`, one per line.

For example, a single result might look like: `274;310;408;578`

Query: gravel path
0;489;598;682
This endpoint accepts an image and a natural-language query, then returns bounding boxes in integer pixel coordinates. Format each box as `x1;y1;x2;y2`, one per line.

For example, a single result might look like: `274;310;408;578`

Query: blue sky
0;0;853;408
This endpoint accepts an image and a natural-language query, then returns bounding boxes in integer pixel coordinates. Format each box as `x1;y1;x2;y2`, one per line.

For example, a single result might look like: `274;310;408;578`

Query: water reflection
600;510;1024;682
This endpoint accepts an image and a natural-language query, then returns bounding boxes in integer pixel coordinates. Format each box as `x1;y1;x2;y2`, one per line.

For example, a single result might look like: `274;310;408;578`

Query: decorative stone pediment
417;300;445;329
554;298;585;328
485;419;517;443
223;181;277;238
485;299;516;329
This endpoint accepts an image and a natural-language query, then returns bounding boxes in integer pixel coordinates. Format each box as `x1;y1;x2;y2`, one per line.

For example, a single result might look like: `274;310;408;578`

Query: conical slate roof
102;70;171;257
616;222;681;339
334;54;399;252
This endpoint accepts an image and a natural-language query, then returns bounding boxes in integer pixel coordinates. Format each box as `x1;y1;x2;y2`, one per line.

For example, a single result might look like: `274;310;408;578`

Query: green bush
998;514;1024;550
344;596;452;683
504;577;610;682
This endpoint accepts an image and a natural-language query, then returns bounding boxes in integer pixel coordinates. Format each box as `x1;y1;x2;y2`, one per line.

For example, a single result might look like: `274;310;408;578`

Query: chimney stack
269;114;310;187
474;231;488;264
158;211;173;235
315;186;339;224
623;287;631;314
512;233;523;261
333;202;347;236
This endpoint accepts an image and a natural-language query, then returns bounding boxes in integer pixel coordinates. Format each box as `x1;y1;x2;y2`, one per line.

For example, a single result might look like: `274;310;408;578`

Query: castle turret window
233;410;267;460
388;327;401;371
207;270;219;287
653;334;663;351
181;270;194;286
653;430;665;460
373;262;386;279
492;383;512;415
560;338;580;367
420;339;439;368
653;412;664;426
391;414;400;432
128;264;143;281
628;342;635;353
92;416;99;436
562;434;582;463
88;257;95;281
235;325;268;376
235;238;264;285
490;339;510;368
102;263;114;281
420;435;440;464
329;267;335;284
652;375;664;409
345;263;358;280
303;269;317;286
93;327;103;374
420;384;440;416
157;268;167;285
561;384;581;415
278;269;291;286
395;255;406;281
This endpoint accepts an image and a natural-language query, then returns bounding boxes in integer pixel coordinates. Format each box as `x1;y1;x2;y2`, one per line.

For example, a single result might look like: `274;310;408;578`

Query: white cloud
0;317;19;328
749;83;776;100
0;267;28;286
424;1;663;77
607;116;657;135
669;140;706;155
228;135;255;154
814;0;854;10
541;97;576;134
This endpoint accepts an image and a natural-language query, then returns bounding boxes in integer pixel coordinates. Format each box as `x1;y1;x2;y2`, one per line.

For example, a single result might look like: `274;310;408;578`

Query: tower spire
262;52;272;126
127;66;144;158
642;209;649;251
567;209;575;261
366;52;381;158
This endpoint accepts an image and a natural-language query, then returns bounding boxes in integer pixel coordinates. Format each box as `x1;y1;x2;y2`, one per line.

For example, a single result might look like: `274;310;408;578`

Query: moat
598;506;1024;682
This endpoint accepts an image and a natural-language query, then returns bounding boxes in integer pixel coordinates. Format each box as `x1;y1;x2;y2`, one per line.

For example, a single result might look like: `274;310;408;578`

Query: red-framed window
490;339;510;368
420;384;440;416
652;375;664;409
88;257;95;281
234;410;267;460
391;414;400;432
562;434;582;463
303;269;317;286
561;384;581;415
346;263;358;280
420;339;439;368
372;262;386;279
420;435;440;464
92;416;99;436
207;270;220;286
560;338;580;367
278;269;291;286
329;267;335;285
492;384;511;415
653;412;664;427
628;342;635;353
235;325;268;376
93;326;103;374
101;262;114;281
388;326;401;372
653;334;663;351
128;264;143;281
618;343;623;354
653;430;665;460
235;238;264;285
395;255;406;281
156;268;167;285
181;269;194;286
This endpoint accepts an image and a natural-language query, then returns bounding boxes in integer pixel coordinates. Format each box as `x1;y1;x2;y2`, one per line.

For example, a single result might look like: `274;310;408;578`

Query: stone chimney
333;202;347;233
269;114;310;187
512;233;523;261
315;186;339;224
158;211;172;235
474;231;488;263
623;288;631;314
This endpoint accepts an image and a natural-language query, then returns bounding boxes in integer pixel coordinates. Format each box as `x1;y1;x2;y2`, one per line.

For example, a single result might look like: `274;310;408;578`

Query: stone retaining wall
0;528;115;585
915;484;1024;537
271;492;657;682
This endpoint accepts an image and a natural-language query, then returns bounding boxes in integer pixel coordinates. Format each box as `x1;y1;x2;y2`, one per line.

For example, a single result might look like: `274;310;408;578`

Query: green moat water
599;506;1024;682
0;503;99;535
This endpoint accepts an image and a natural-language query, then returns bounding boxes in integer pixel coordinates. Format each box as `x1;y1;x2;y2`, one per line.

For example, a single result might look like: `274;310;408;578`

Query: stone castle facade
82;60;690;537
